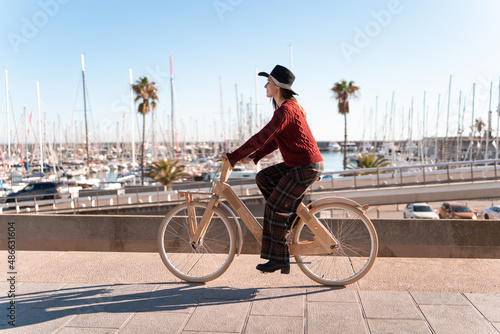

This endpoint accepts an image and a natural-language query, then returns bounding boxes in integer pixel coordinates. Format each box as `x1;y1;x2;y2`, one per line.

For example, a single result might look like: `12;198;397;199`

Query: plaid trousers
256;161;324;263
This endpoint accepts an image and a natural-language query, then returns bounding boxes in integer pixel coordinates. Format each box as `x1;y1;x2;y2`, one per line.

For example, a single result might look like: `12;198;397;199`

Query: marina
2;58;500;208
2;136;500;199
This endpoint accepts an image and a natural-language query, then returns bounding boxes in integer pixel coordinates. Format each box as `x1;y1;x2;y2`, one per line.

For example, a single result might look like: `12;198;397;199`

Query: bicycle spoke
293;202;378;285
158;202;236;283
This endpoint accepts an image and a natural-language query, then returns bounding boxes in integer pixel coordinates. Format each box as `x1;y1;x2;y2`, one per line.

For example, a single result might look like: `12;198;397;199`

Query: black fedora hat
258;65;298;95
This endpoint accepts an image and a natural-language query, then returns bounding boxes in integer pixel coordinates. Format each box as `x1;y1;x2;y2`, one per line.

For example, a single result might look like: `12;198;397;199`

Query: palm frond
147;159;190;185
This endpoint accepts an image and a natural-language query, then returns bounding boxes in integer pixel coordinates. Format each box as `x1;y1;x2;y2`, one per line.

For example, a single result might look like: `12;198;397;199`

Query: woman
224;65;324;274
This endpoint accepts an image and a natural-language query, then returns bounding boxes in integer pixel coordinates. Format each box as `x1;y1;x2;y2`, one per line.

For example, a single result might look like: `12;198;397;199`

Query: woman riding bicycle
223;65;324;274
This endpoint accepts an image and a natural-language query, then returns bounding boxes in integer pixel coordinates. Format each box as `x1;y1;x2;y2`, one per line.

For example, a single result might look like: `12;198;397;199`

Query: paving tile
411;291;468;305
17;282;67;296
66;312;133;329
1;284;102;331
120;311;189;334
367;319;432;334
139;285;204;313
359;291;422;319
100;283;158;298
465;293;500;322
492;323;500;332
0;307;75;333
420;304;497;334
244;315;303;334
251;288;304;317
254;287;306;296
183;301;250;332
307;287;357;303
45;284;113;310
181;332;236;334
0;282;68;318
47;284;148;329
307;302;366;334
200;287;255;301
57;328;119;333
0;281;10;292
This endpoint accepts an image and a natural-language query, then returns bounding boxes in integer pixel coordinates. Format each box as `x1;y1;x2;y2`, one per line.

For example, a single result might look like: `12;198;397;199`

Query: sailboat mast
390;92;395;162
456;91;462;162
170;56;177;158
5;69;11;170
255;68;259;130
81;54;90;176
219;77;226;150
421;91;426;163
37;81;44;173
129;68;136;167
374;96;378;147
24;107;27;169
471;83;475;159
496;77;500;160
444;75;452;162
445;75;452;141
434;94;441;162
486;82;493;159
235;84;241;143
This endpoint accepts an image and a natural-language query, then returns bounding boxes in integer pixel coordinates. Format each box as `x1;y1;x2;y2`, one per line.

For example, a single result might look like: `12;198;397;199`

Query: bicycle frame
185;159;339;256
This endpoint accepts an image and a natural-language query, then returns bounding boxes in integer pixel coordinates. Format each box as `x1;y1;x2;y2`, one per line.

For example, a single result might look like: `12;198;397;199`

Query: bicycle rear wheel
158;201;236;283
292;202;378;286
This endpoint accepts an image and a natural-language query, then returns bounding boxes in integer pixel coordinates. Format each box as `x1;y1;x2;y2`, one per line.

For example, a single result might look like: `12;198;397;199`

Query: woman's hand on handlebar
220;153;252;165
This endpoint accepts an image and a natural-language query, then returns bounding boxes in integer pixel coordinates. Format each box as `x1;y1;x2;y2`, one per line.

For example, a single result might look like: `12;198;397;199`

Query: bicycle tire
292;202;378;286
158;201;236;283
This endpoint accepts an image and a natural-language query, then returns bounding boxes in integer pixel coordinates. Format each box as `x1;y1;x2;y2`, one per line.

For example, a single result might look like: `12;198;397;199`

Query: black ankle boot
256;260;290;274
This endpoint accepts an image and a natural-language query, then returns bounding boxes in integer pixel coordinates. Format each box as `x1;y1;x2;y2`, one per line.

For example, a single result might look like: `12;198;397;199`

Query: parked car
483;205;500;219
403;203;439;219
4;182;70;203
438;202;477;219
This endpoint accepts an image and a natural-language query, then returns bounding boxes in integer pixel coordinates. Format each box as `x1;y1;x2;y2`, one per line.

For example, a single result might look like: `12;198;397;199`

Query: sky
1;0;500;147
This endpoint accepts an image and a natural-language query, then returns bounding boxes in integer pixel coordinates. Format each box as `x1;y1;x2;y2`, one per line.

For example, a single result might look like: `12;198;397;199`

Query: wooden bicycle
158;158;378;286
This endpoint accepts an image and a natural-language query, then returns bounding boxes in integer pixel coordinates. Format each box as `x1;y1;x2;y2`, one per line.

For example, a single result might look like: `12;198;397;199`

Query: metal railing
3;159;500;214
309;159;500;193
2;178;262;214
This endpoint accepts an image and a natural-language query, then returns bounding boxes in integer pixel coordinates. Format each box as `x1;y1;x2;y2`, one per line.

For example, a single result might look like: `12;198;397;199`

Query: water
90;171;121;182
91;152;346;183
320;151;345;172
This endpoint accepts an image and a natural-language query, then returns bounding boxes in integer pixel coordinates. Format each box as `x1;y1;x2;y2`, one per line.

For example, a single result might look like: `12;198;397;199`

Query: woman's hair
272;88;306;117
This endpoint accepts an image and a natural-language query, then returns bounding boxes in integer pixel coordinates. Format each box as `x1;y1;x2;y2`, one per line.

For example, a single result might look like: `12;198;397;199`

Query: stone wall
1;214;499;258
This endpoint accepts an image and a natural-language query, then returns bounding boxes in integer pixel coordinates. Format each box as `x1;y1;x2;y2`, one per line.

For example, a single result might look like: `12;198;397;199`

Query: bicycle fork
189;195;219;250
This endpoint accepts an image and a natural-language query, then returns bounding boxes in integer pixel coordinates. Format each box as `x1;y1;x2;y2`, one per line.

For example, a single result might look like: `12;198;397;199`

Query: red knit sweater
227;100;323;167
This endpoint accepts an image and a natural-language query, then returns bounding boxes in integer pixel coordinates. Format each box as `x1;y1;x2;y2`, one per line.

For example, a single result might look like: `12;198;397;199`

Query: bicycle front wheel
158;201;236;283
292;202;378;286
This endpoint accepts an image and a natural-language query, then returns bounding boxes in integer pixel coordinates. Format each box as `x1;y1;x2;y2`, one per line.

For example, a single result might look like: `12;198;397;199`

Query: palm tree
474;118;486;159
331;80;360;170
147;159;190;186
348;153;391;175
132;77;159;185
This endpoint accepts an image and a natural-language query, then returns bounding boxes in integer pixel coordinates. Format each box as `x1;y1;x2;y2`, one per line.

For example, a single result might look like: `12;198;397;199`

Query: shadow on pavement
0;282;344;329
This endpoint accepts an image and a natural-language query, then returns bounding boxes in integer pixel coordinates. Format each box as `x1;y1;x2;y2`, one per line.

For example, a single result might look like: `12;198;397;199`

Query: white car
483;205;500;219
403;203;439;219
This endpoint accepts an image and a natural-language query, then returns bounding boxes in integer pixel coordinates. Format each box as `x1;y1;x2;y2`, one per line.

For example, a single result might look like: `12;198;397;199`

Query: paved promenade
0;251;499;333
